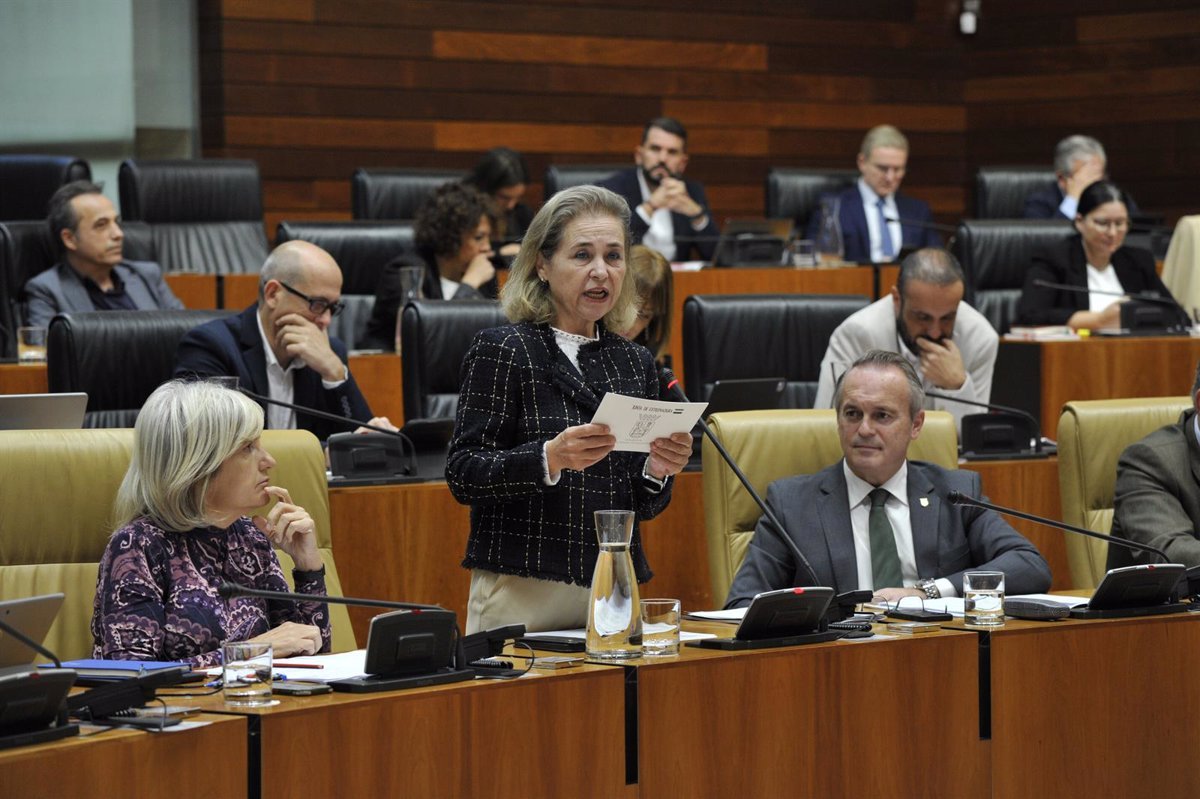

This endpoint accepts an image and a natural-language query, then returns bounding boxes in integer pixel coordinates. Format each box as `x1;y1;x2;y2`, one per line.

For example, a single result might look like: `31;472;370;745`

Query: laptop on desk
704;378;787;417
0;393;87;430
0;593;64;677
689;378;787;462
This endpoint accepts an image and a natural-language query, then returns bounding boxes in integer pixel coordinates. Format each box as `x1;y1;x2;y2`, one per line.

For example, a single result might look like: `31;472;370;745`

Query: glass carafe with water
814;197;844;266
586;510;642;659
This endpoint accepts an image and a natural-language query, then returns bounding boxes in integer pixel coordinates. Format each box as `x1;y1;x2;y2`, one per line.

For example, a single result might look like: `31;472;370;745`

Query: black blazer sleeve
1018;237;1085;326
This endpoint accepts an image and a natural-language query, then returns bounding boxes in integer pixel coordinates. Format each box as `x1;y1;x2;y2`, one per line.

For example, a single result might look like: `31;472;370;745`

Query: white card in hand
589;392;707;452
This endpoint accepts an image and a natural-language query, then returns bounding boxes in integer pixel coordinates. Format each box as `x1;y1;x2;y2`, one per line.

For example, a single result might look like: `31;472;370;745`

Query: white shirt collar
843;458;909;510
858;177;894;206
256;309;306;374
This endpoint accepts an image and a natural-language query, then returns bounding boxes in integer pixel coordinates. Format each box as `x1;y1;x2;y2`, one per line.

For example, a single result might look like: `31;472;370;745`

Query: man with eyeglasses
725;351;1050;608
175;240;392;440
807;125;941;264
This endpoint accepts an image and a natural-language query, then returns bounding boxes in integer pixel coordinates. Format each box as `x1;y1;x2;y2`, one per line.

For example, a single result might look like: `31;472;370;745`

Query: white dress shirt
1057;194;1079;220
843;459;956;597
636;170;678;262
857;179;903;264
1085;262;1125;313
255;311;347;430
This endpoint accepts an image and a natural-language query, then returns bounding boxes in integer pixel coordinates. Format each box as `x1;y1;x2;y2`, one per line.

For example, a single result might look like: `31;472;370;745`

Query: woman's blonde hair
114;380;264;531
500;184;637;333
627;244;674;360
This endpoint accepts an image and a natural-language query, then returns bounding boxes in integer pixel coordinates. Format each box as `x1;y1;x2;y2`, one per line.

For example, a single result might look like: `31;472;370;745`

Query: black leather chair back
764;168;858;230
47;309;231;427
0;220;156;357
974;166;1056;219
276;220;418;349
0;155;91;220
951;219;1073;334
0;221;55;357
117;159;268;274
683;294;870;409
351;168;463;220
543;164;624;200
400;300;506;420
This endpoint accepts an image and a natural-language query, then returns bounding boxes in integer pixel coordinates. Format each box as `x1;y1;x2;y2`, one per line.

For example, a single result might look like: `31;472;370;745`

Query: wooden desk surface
995;335;1200;438
329;471;714;642
629;625;987;798
0;713;247;799
0;354;402;426
963;455;1070;591
190;665;630;799
948;611;1200;799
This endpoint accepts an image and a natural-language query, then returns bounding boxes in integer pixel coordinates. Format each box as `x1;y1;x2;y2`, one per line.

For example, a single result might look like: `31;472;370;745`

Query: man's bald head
260;240;341;292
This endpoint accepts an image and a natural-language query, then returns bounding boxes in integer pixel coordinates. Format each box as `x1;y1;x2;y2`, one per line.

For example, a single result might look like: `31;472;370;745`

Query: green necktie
869;488;903;589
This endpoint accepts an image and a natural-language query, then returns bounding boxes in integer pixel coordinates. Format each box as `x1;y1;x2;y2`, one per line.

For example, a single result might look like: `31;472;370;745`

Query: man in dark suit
597;116;719;262
806;125;941;264
174;240;392;441
1023;134;1139;220
23;180;184;327
1110;361;1200;568
726;350;1050;607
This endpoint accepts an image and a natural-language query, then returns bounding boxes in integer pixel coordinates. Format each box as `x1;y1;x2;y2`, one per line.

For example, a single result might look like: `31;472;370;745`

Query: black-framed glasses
279;281;345;317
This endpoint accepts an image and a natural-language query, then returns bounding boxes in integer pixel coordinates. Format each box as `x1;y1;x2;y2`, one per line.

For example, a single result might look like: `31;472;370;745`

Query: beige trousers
465;569;590;635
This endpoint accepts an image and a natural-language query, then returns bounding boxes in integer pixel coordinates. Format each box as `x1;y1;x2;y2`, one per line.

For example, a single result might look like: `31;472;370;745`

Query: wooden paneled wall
198;1;1198;235
197;0;967;235
963;2;1200;223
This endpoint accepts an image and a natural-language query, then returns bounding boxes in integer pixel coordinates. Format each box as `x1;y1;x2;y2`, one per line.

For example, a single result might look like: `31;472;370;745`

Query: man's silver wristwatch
916;578;941;600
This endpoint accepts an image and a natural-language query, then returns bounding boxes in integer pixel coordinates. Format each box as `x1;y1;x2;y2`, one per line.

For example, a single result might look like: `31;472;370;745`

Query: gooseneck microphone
923;390;1047;455
1030;279;1191;329
946;490;1169;563
658;367;822;587
882;216;958;235
218;582;442;613
237;387;419;475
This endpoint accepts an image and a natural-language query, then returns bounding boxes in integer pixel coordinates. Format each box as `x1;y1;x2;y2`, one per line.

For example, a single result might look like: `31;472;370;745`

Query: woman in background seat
466;146;533;258
1018;180;1175;331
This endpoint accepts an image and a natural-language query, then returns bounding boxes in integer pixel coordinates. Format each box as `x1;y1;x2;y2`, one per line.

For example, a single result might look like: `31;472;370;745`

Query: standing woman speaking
446;185;693;634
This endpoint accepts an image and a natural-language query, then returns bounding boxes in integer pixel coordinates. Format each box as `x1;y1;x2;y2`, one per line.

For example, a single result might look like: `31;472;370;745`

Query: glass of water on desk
964;571;1005;627
640;598;681;656
223;641;278;706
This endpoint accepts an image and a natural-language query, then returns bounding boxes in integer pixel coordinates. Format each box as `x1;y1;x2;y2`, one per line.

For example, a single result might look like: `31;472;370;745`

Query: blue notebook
39;659;190;680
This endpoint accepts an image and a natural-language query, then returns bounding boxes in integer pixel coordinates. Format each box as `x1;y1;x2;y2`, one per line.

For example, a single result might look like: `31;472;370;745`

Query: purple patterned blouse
91;516;331;668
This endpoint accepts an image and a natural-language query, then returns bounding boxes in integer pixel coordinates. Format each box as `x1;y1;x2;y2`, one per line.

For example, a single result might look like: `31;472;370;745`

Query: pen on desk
276;662;324;669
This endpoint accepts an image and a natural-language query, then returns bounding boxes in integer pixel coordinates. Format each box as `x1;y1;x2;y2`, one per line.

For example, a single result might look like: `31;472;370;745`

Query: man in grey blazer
1110;362;1200;568
812;248;997;430
726;350;1050;608
22;180;183;327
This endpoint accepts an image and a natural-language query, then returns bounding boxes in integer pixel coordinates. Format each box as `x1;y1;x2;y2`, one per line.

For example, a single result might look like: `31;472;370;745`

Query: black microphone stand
218;583;474;693
237;387;422;480
659;368;823;590
947;489;1168;563
924;390;1049;459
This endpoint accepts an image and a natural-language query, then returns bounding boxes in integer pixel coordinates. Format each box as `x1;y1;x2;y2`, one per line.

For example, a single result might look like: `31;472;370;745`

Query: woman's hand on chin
254;486;323;571
249;621;322;657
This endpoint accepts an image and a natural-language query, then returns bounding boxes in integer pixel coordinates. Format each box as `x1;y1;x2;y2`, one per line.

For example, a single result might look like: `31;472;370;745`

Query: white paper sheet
685;608;747;622
589;392;706;452
524;628;716;642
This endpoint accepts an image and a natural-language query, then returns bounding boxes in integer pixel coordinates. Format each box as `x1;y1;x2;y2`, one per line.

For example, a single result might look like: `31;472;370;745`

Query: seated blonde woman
91;380;330;668
623;244;674;364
